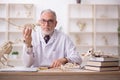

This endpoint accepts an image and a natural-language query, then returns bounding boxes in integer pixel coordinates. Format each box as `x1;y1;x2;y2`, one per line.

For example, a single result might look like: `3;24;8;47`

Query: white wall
82;0;120;4
1;0;120;33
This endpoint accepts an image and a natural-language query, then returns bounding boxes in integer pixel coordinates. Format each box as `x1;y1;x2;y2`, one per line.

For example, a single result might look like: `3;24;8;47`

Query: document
0;67;38;72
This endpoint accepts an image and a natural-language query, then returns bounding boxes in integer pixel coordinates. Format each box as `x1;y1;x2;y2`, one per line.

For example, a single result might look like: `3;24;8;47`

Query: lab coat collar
39;29;57;44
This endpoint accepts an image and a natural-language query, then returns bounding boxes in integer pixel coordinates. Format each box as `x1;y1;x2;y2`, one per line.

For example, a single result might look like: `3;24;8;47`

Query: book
86;61;119;67
89;57;119;62
85;65;119;71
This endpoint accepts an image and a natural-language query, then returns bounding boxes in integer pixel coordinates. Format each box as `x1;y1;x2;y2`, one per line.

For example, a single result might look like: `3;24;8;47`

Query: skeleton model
0;19;40;31
0;19;39;68
0;41;13;67
76;21;86;31
80;48;119;69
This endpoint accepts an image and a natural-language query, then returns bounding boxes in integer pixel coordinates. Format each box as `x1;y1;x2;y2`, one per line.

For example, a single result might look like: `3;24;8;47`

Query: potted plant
118;23;120;44
11;51;19;59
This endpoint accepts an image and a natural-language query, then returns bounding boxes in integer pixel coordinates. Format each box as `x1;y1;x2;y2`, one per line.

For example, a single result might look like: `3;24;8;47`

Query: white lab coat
23;27;82;67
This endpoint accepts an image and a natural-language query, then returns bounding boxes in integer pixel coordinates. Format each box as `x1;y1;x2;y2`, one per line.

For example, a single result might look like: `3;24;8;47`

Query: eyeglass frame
40;19;55;25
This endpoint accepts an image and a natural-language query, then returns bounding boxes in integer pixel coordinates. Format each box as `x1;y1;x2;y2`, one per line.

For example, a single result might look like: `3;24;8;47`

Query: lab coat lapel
47;30;57;45
39;30;45;44
48;36;55;45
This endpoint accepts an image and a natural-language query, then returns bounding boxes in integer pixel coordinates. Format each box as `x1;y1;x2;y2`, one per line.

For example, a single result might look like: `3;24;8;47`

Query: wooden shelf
68;4;120;55
0;3;35;59
69;17;93;19
96;18;119;20
96;45;119;47
8;17;34;19
69;32;93;34
95;32;118;34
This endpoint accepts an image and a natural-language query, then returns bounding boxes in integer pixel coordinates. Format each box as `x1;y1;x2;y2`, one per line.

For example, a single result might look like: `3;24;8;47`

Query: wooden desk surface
0;71;120;75
0;69;120;75
0;68;120;80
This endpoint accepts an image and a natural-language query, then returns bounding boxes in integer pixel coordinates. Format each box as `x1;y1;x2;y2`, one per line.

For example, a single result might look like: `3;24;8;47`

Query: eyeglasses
40;19;54;24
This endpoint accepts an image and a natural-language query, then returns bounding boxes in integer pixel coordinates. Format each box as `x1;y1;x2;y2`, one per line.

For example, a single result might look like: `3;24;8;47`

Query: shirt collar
41;31;54;38
39;29;57;43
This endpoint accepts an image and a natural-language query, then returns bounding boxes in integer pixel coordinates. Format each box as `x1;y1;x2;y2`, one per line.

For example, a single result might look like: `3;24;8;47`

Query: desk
0;69;120;80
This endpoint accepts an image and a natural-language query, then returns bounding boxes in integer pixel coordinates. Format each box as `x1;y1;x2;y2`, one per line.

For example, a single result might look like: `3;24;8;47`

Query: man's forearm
22;45;34;67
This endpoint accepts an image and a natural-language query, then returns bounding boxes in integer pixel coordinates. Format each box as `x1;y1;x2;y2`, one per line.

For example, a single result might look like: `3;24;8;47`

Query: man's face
39;12;57;35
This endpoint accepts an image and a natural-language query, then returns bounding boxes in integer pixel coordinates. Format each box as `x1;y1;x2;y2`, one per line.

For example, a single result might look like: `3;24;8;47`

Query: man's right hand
23;24;33;47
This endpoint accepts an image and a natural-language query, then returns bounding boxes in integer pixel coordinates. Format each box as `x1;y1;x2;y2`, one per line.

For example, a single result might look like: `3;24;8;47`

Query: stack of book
85;57;119;71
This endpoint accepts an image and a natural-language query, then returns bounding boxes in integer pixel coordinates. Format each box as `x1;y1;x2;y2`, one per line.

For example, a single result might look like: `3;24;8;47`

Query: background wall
0;0;120;66
0;0;120;33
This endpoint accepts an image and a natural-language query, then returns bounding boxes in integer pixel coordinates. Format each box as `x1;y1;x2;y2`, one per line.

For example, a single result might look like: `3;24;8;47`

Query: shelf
69;32;93;34
95;32;119;34
0;31;6;33
8;19;34;32
8;17;34;19
70;34;93;47
76;46;93;53
95;20;118;32
68;4;120;55
9;4;34;19
95;45;119;47
8;31;22;33
95;46;119;53
0;4;7;18
96;18;119;20
68;4;93;19
69;20;93;32
0;17;6;19
0;3;35;59
69;17;93;20
95;5;118;19
76;45;93;47
0;34;6;44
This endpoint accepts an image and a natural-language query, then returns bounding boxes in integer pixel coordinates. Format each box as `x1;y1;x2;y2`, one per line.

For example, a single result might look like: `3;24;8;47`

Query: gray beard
42;30;54;36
